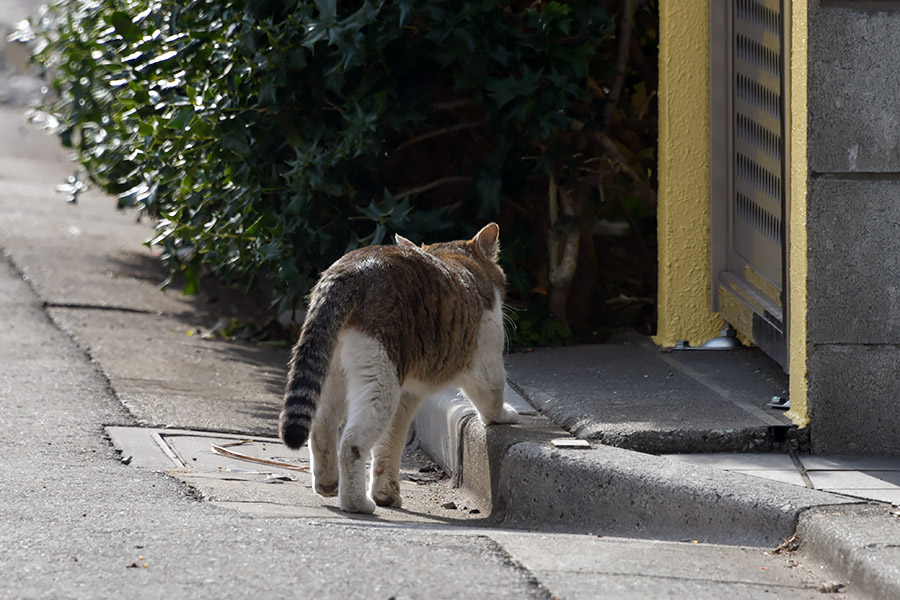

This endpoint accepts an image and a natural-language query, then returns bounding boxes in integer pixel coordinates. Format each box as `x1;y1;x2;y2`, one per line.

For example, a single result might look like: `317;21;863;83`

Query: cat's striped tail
279;274;356;449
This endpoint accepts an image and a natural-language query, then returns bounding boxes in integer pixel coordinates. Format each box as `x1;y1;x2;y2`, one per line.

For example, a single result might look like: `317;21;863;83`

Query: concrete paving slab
730;469;810;488
836;489;900;505
491;532;838;600
665;453;797;470
806;470;900;491
664;454;809;488
801;455;900;471
0;187;212;316
0;108;200;315
54;308;287;435
0;107;279;329
505;332;794;454
107;426;487;527
665;452;900;506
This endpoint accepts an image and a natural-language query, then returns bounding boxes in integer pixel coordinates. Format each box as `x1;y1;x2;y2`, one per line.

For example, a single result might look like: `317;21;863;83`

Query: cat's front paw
483;403;519;425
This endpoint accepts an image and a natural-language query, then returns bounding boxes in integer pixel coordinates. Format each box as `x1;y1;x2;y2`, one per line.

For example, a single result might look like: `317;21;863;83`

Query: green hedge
21;0;658;343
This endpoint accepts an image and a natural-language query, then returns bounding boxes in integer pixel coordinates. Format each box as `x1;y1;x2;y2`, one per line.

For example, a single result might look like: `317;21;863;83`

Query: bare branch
396;175;472;198
603;0;638;125
638;90;657;120
430;98;475;111
396;119;489;151
588;131;657;207
322;98;345;114
211;443;309;472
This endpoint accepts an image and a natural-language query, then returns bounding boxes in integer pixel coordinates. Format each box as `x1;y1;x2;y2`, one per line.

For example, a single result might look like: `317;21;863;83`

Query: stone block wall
807;3;900;454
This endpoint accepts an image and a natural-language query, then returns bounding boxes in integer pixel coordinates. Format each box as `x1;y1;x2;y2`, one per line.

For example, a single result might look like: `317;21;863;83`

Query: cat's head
395;223;500;262
395;223;505;290
465;222;500;263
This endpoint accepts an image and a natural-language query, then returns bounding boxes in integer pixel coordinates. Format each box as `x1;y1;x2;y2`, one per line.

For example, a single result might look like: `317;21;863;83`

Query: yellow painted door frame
656;0;809;426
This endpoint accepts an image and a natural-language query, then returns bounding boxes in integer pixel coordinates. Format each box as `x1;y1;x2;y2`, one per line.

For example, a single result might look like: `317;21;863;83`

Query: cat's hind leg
308;357;345;498
371;391;423;508
338;329;401;514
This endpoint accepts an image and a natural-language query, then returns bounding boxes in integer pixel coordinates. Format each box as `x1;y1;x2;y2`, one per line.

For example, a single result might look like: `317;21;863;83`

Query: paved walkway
667;453;900;506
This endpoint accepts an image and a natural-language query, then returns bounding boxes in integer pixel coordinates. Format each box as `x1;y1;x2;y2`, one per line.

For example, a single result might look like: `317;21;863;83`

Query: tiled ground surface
664;453;900;505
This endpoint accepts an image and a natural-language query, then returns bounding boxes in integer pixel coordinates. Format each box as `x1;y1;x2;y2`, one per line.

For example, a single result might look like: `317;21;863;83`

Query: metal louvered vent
710;0;788;370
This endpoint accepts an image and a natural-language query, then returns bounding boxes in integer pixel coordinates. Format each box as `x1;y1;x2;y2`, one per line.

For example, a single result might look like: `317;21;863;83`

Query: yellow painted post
655;0;722;348
786;0;809;427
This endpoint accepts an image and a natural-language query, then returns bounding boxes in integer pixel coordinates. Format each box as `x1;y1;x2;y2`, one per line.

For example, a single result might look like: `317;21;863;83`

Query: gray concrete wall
807;4;900;454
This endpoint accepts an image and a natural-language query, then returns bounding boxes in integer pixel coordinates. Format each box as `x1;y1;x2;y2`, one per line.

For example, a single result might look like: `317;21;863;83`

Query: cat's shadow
320;504;495;530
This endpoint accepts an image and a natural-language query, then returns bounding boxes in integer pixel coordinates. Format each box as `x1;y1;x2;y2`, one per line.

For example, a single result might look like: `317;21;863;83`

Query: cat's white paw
482;403;519;425
313;479;339;497
372;476;403;508
498;403;520;424
340;494;377;514
373;489;403;508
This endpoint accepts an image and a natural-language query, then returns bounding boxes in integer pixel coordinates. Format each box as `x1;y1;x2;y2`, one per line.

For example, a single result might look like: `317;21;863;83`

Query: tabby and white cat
279;223;519;513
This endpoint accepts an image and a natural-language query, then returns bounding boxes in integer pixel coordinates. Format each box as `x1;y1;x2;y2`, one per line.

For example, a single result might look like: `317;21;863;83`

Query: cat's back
325;242;486;305
323;241;500;382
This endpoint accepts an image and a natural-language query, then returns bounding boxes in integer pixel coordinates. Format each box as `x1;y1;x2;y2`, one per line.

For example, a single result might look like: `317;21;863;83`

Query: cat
279;222;519;514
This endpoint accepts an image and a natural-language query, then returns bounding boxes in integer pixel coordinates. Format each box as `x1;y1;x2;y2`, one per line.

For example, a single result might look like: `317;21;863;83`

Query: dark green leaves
27;0;658;345
108;11;142;43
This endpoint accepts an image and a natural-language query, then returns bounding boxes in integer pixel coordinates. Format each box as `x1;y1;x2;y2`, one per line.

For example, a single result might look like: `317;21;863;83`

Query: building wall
806;3;900;453
658;1;900;451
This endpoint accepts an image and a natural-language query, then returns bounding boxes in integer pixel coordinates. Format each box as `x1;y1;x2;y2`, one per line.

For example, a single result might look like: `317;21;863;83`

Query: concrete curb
414;384;542;487
798;505;900;599
413;382;873;548
494;441;855;547
414;385;900;595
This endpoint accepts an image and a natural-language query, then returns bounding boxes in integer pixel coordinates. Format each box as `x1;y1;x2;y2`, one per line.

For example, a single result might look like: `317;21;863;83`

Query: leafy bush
20;0;658;343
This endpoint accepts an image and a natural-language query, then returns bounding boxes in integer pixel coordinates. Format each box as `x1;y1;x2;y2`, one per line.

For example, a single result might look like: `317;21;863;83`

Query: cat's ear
472;223;500;261
394;234;417;247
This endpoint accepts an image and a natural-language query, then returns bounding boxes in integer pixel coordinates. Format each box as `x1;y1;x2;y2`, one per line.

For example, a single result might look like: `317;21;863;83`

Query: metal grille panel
732;0;785;288
710;0;788;370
